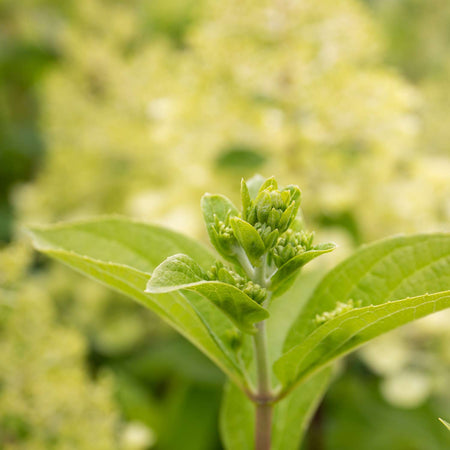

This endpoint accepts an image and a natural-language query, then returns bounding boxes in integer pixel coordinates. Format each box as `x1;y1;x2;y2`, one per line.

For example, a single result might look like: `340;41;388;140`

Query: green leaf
271;367;333;450
246;174;266;198
201;193;238;229
277;233;450;390
220;382;254;450
270;243;337;297
275;290;450;388
285;233;450;349
230;217;265;266
28;216;215;272
146;254;269;334
258;176;278;192
439;418;450;431
201;193;239;261
265;272;334;449
146;253;206;289
26;217;246;388
241;179;252;221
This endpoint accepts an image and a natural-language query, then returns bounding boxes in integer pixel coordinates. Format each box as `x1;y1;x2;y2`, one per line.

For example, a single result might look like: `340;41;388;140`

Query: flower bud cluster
203;176;334;301
206;262;267;304
254;223;279;250
315;299;361;325
271;229;314;268
211;214;236;257
243;177;301;240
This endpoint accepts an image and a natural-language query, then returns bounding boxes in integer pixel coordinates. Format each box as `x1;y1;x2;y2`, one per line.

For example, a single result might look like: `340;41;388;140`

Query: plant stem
253;319;273;450
253;261;273;449
255;401;272;450
254;320;271;398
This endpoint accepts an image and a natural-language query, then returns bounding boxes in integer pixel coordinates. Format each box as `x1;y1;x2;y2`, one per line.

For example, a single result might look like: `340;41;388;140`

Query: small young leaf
201;193;239;228
270;243;336;296
201;193;239;261
246;174;266;198
146;253;206;290
240;179;252;221
278;202;295;232
230;217;265;267
146;254;269;334
258;176;278;192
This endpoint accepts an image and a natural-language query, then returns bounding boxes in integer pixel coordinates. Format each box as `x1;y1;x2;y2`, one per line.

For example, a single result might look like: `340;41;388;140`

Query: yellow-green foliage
15;0;450;242
0;247;121;449
3;0;449;441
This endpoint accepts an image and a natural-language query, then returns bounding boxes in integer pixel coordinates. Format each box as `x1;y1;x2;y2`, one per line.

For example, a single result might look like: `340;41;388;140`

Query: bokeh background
1;0;449;448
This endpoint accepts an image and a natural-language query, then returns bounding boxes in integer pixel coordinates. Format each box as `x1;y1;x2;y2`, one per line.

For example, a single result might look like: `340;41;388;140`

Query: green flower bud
241;177;302;234
269;191;284;210
218;267;238;284
268;208;282;229
240;280;267;304
255;191;272;223
264;229;279;249
211;215;237;257
281;190;291;205
247;206;257;225
271;229;315;267
226;329;243;351
206;260;267;304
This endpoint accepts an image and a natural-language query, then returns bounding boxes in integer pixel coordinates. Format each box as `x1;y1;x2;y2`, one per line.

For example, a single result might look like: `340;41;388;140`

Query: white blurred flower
381;370;431;409
122;421;156;449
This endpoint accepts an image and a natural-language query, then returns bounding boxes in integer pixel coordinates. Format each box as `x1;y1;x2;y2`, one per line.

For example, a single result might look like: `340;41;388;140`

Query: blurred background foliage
0;0;449;448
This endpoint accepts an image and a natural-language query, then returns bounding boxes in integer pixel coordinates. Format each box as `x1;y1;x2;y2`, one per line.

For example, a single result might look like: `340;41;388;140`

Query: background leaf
220;382;254;450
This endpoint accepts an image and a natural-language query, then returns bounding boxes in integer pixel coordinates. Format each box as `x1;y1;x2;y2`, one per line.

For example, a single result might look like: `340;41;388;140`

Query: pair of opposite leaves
28;217;450;395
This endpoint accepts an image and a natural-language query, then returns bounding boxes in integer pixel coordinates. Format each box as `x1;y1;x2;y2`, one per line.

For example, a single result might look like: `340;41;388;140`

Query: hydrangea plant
28;176;450;449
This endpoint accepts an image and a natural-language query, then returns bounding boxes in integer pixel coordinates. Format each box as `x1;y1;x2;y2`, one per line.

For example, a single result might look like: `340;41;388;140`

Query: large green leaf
27;217;246;388
29;216;215;272
275;290;450;387
285;234;450;349
220;382;255;450
146;253;269;334
271;367;332;450
276;233;450;390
